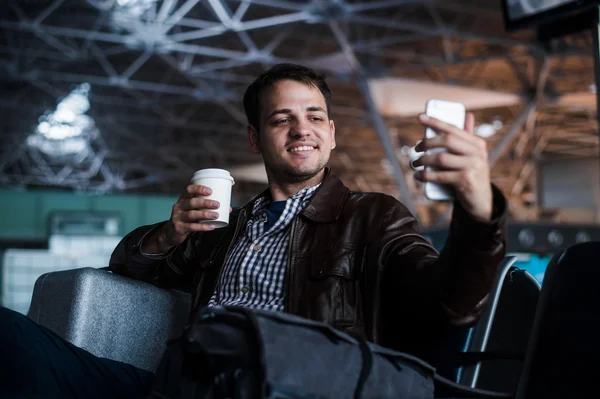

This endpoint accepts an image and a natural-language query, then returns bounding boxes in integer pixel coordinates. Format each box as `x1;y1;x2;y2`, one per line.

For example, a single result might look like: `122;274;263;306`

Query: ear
329;119;336;150
247;124;261;154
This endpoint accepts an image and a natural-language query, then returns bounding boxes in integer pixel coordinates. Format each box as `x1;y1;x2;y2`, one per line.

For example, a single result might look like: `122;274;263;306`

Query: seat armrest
28;267;191;372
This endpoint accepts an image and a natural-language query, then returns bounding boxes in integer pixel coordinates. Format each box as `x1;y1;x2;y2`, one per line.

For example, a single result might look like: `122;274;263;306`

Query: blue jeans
0;306;154;399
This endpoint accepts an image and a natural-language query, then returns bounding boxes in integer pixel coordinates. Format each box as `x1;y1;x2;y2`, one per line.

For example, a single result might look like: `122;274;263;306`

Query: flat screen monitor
502;0;600;31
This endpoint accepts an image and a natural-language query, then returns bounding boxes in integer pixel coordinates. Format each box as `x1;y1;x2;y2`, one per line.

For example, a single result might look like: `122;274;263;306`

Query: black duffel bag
149;306;512;399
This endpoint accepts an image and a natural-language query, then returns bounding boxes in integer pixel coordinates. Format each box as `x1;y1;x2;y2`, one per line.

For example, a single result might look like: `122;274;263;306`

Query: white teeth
290;146;314;152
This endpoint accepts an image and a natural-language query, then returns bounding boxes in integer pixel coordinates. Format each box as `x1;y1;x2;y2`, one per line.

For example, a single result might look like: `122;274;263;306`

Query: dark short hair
243;63;332;131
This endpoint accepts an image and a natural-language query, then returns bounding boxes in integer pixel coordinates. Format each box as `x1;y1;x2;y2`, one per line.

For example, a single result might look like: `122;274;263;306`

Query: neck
267;169;326;201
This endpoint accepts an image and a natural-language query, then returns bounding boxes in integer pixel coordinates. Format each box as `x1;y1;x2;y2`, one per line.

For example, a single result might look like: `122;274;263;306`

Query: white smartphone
423;99;466;201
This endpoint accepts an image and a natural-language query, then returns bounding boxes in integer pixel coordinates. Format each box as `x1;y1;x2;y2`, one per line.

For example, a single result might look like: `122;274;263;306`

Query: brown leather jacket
109;169;506;358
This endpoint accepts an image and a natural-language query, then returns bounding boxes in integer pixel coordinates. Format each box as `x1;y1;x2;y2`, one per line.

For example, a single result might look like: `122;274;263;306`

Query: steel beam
207;0;233;28
166;11;309;42
326;18;420;220
176;17;228;29
89;42;119;77
349;0;431;13
229;0;305;12
358;77;420;221
489;101;538;167
33;0;66;25
350;15;544;51
4;68;238;100
156;54;248;126
0;21;131;45
121;51;153;79
157;0;177;22
233;0;252;23
328;20;361;70
163;0;203;31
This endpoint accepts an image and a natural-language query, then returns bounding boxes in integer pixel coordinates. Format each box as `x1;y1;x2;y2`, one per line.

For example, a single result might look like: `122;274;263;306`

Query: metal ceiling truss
0;0;597;224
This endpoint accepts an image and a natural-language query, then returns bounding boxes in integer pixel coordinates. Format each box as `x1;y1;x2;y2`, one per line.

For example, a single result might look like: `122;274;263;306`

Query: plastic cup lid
192;168;235;185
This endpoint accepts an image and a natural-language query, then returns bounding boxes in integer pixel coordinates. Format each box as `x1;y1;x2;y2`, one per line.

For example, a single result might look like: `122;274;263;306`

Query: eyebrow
267;106;327;119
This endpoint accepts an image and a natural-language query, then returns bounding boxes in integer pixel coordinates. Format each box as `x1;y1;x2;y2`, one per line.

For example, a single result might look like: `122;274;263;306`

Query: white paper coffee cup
191;168;235;228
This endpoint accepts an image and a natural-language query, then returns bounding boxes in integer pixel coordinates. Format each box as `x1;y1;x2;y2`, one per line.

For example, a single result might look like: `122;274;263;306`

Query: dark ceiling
0;0;598;226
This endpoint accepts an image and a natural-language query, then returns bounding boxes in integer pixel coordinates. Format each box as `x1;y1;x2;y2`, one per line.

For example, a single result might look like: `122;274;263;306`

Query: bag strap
354;338;374;399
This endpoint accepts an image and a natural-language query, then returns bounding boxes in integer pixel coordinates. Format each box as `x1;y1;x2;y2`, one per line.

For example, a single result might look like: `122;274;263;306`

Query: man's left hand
412;112;493;222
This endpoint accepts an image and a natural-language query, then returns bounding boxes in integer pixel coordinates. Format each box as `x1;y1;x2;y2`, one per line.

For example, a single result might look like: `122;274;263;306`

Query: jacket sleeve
378;184;507;327
108;222;203;293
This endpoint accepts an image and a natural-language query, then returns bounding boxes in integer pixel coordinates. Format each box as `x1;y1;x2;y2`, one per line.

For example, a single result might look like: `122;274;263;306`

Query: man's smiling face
248;79;336;183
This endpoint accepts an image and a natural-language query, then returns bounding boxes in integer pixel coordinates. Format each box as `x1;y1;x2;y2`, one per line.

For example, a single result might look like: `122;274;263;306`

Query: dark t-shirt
264;200;286;231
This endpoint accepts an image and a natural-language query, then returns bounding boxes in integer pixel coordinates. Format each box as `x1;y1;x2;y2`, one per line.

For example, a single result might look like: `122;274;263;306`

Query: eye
309;116;324;122
272;118;290;125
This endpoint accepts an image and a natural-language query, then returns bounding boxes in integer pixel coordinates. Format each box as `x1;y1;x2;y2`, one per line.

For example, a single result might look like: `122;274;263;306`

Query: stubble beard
265;154;328;185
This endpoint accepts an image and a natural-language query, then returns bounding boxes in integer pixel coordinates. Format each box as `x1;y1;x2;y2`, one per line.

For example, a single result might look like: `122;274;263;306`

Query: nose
290;119;311;138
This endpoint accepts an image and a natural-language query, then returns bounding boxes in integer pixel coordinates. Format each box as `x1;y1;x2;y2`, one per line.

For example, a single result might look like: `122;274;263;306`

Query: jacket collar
243;167;349;223
301;168;349;223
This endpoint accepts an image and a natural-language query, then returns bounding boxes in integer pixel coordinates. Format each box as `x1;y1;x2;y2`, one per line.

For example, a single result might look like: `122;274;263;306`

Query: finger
181;197;220;212
179;192;195;201
229;206;233;213
420;134;480;156
409;158;424;171
465;112;475;135
412;152;473;170
185;222;217;232
414;169;462;184
418;114;480;145
181;210;220;223
190;197;220;210
186;184;213;196
413;139;425;153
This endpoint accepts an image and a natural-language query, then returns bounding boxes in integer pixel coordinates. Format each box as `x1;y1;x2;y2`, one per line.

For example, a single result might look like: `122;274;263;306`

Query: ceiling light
518;228;535;248
35;83;92;140
26;135;89;157
28;83;96;156
475;124;497;138
575;231;591;243
547;230;564;248
116;0;156;9
475;116;503;138
113;0;158;18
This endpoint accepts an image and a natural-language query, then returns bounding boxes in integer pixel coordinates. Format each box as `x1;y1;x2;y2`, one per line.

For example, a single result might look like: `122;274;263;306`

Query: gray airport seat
433;256;542;395
27;267;191;372
515;241;600;398
460;259;541;392
439;242;600;398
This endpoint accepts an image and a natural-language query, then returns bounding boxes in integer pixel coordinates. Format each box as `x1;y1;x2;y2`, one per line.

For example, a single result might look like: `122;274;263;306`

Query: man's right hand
141;184;221;254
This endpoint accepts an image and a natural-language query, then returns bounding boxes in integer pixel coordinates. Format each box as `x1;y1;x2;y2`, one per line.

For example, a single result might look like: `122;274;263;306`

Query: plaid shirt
207;184;320;311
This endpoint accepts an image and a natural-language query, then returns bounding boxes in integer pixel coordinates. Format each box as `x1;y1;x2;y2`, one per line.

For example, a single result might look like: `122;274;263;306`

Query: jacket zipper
211;208;247;305
284;216;297;312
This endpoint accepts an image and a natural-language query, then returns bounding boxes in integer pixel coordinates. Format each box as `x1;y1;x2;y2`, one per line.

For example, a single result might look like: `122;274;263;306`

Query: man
0;63;506;398
111;63;506;355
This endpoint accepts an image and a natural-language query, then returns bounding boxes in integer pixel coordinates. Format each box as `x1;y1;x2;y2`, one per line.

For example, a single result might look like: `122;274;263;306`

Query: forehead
260;80;326;114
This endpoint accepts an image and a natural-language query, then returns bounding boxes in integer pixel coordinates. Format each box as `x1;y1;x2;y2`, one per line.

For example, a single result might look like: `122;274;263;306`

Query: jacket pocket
309;245;365;325
310;245;363;280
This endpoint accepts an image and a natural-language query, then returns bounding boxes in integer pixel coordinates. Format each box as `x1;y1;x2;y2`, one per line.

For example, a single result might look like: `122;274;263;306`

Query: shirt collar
251;183;321;216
